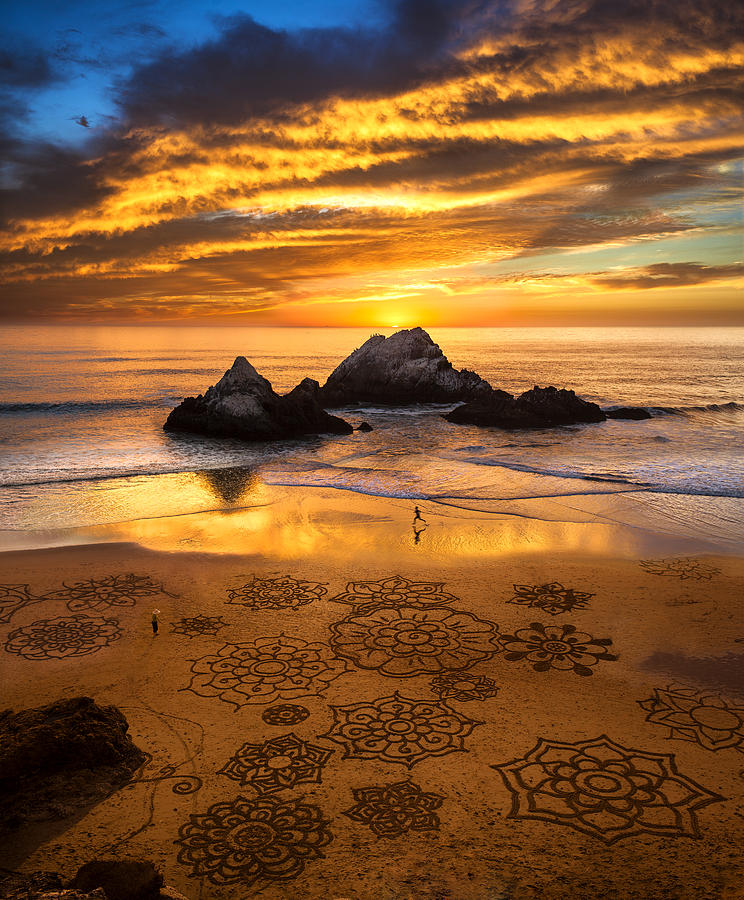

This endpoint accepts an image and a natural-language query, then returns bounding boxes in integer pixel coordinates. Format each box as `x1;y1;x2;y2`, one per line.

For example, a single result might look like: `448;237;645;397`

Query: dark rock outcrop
70;861;163;900
0;697;146;829
604;406;653;420
357;421;373;432
164;357;352;440
445;385;606;429
319;327;492;406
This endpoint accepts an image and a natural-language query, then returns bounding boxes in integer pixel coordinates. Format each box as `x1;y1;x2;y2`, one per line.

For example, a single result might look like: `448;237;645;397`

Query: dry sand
1;488;743;899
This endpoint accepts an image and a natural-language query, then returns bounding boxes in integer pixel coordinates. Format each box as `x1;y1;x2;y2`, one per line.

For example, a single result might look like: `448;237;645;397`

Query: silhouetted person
151;609;160;635
413;506;426;525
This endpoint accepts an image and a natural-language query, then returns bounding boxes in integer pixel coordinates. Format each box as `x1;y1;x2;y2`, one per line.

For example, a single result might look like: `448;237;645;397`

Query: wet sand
1;488;743;899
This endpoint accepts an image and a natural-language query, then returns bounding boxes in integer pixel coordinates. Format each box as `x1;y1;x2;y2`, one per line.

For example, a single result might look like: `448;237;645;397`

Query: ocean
1;325;743;549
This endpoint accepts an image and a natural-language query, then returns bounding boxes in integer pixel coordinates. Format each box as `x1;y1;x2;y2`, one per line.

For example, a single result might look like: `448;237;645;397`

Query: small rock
604;406;653;420
357;421;373;432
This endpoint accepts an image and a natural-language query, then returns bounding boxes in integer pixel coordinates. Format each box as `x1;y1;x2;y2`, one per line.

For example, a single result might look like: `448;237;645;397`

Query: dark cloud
0;40;56;88
118;0;464;127
589;262;744;290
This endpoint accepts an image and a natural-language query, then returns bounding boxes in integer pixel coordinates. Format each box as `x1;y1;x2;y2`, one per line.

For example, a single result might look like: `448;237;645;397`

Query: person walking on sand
151;609;160;635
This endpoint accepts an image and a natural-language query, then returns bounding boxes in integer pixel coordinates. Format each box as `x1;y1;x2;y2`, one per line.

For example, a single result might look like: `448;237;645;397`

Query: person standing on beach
151;609;160;635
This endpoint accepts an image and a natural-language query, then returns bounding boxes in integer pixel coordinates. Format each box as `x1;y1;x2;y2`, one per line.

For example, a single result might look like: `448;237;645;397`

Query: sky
1;0;742;326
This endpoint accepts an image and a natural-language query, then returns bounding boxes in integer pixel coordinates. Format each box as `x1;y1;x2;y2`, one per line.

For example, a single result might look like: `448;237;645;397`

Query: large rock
164;357;352;440
319;327;492;405
69;861;162;900
445;385;606;429
0;697;146;829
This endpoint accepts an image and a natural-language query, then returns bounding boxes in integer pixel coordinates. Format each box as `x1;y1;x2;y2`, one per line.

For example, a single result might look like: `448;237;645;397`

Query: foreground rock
445;385;606;429
0;697;146;829
319;327;492;405
0;861;187;900
164;357;352;440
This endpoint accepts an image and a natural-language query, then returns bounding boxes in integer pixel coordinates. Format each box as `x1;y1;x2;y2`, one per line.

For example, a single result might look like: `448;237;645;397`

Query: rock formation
0;696;146;829
445;385;606;429
319;327;492;406
164;357;352;440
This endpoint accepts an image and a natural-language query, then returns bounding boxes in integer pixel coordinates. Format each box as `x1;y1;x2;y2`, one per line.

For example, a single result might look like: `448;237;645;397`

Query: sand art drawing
498;621;618;675
175;795;333;886
329;606;501;677
48;573;177;611
329;575;459;613
170;615;229;638
0;583;45;624
493;734;724;843
219;732;334;794
320;692;481;768
226;574;327;610
4;614;122;660
639;558;721;581
343;780;444;838
429;671;500;702
108;706;205;853
182;635;349;709
507;582;595;616
638;684;744;752
262;704;311;726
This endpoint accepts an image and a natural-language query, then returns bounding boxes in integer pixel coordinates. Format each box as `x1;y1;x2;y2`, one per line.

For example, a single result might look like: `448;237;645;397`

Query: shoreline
1;489;743;898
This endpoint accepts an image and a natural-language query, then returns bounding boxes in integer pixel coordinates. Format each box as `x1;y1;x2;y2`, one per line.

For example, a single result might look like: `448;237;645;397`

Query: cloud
588;262;744;290
1;0;742;321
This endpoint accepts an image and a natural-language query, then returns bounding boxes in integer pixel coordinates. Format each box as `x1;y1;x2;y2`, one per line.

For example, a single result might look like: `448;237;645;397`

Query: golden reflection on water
91;483;674;562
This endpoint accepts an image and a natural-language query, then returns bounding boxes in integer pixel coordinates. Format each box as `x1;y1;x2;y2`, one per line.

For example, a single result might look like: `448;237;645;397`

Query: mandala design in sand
183;635;348;709
226;575;327;610
219;733;334;794
344;780;444;838
49;573;176;612
0;584;43;624
493;734;723;843
4;614;122;660
320;692;481;768
639;685;744;752
330;606;500;677
430;671;499;702
639;558;720;581
329;575;459;614
262;704;311;726
508;582;594;616
175;794;332;886
499;622;617;676
171;615;229;638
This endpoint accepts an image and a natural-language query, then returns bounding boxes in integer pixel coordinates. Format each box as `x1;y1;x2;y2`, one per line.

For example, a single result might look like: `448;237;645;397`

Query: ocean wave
626;401;744;417
0;397;179;414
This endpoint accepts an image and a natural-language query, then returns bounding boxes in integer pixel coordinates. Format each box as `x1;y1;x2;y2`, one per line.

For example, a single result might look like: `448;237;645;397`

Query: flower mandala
493;734;723;843
4;614;122;660
50;573;176;612
430;672;500;702
329;575;459;613
639;558;720;581
0;584;42;624
219;732;334;794
183;635;348;709
499;621;617;676
171;615;229;638
262;705;311;726
329;606;500;677
344;781;444;838
508;582;594;616
320;692;481;768
175;795;332;886
226;575;327;610
639;684;744;752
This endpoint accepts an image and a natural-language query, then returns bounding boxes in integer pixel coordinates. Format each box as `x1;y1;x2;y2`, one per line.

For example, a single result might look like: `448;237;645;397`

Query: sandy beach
1;488;742;899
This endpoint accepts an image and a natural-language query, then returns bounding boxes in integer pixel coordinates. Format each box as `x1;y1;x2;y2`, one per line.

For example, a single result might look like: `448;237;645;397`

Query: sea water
0;325;742;548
